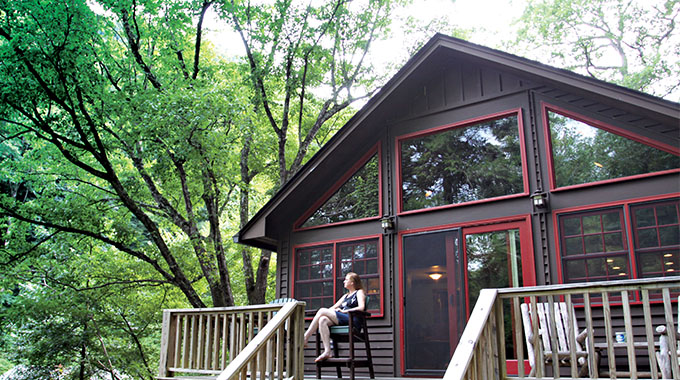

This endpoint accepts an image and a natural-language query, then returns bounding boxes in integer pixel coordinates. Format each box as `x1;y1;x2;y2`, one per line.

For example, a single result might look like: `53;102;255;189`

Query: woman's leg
304;308;339;345
316;316;333;360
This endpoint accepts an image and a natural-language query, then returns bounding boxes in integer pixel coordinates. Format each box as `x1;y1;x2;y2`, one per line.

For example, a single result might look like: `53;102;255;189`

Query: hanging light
429;273;443;280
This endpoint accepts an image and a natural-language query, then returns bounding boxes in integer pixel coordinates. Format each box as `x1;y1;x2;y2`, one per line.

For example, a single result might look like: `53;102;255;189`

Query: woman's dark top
335;291;363;329
340;291;359;311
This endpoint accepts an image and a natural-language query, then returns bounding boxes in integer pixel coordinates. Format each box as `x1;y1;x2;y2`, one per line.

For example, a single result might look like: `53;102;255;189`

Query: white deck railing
444;277;680;380
158;301;306;380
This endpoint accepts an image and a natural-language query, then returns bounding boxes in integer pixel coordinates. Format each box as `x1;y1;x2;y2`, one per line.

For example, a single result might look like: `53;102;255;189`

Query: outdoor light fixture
531;190;549;213
429;273;443;280
380;216;395;233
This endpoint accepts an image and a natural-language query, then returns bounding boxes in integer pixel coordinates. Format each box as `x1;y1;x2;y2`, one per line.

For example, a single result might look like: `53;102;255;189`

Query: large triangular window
298;147;380;229
545;105;680;189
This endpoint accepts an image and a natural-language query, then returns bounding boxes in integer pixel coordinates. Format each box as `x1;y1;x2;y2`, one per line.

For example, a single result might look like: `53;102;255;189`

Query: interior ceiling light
429;273;443;280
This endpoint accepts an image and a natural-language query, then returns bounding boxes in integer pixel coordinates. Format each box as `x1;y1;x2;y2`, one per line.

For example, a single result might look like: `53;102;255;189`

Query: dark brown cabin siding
388;59;537;124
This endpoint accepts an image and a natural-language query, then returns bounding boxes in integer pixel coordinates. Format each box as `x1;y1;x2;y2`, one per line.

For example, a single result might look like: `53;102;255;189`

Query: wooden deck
158;278;680;380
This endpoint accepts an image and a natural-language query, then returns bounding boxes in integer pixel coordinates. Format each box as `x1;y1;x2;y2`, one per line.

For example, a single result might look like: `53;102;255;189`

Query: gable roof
235;33;680;251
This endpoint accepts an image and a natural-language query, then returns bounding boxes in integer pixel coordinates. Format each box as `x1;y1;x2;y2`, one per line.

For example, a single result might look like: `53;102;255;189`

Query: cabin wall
274;58;680;377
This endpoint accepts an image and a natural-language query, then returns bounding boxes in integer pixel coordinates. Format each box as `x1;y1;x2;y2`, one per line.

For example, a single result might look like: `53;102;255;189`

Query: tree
515;0;680;98
0;0;405;310
0;0;257;312
222;0;404;185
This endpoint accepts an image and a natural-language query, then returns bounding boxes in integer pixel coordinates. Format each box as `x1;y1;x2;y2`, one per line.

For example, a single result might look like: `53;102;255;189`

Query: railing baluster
529;295;542;378
182;314;190;369
602;291;616;377
565;294;578;378
173;313;182;369
277;324;284;380
641;289;659;380
582;293;597;379
546;296;560;378
221;313;229;369
513;296;525;379
189;314;198;369
622;290;637;379
662;288;680;378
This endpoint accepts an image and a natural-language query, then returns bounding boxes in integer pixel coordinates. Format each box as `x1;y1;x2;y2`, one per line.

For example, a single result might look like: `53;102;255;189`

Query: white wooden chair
521;302;598;377
656;296;680;379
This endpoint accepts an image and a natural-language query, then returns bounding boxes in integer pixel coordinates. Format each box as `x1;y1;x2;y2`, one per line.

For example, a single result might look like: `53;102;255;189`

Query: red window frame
557;208;631;283
292;235;384;318
541;102;680;192
553;194;680;294
294;143;382;231
395;109;530;215
631;199;680;278
294;245;335;311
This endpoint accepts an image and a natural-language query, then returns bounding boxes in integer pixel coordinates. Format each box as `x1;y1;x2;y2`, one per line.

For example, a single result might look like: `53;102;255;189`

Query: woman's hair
347;272;364;290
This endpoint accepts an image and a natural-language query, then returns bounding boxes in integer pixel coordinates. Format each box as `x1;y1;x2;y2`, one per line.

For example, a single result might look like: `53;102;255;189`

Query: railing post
159;310;176;378
296;303;305;380
495;297;507;379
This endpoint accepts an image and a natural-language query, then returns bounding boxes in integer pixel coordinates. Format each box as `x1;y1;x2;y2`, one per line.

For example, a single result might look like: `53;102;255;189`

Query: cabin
158;34;680;380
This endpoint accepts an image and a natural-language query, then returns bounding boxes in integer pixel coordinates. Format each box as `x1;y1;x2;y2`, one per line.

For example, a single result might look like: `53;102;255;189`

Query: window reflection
547;110;679;188
301;154;379;227
400;115;524;211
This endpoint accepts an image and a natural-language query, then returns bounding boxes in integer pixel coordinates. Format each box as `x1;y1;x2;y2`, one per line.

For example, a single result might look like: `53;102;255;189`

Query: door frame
397;214;536;376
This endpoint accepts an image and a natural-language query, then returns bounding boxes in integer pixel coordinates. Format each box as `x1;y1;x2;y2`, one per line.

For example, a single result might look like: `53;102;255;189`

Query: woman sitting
303;272;366;362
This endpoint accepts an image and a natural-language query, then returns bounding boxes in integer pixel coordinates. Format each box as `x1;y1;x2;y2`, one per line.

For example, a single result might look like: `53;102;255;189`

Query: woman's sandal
314;351;332;362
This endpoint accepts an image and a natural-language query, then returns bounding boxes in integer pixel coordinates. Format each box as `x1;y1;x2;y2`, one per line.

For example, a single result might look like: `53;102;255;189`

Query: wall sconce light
428;273;443;280
380;216;395;234
532;190;549;213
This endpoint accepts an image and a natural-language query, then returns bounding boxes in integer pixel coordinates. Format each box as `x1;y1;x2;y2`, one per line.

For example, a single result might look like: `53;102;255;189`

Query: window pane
340;245;352;260
400;115;524;211
565;259;587;281
660;226;680;246
565;237;583;255
635;207;656;228
582;215;601;234
299;267;309;281
608;256;628;277
602;212;621;231
657;204;679;225
311;282;323;297
548;110;680;188
604;233;624;252
584;235;603;254
587;258;606;277
639;252;663;276
563;217;581;235
301;154;379;227
638;229;659;248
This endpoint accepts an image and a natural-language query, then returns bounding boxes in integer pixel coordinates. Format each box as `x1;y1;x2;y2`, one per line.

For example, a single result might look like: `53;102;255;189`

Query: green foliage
0;0;401;376
515;0;680;98
401;116;524;211
548;112;680;187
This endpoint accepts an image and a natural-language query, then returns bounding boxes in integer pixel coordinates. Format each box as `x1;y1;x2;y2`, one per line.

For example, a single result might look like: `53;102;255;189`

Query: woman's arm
331;294;346;310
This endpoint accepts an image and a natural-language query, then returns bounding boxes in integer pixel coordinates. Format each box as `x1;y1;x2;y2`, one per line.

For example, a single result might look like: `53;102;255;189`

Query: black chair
315;309;374;380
